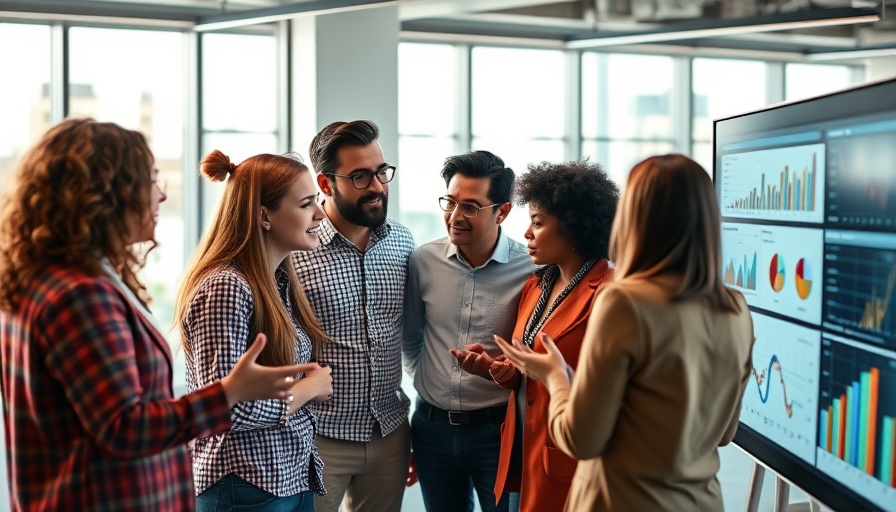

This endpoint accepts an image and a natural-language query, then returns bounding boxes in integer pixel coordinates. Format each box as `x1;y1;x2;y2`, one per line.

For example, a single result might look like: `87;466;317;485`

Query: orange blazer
494;259;613;512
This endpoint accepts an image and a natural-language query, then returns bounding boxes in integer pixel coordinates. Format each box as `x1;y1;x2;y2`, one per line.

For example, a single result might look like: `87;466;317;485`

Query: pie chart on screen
795;258;812;300
769;254;785;292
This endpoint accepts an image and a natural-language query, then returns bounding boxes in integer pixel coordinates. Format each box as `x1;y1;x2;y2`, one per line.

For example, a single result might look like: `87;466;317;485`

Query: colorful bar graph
728;154;818;212
820;364;896;487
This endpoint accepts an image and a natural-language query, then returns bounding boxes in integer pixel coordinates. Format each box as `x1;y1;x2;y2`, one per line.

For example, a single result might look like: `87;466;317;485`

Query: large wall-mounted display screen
714;77;896;512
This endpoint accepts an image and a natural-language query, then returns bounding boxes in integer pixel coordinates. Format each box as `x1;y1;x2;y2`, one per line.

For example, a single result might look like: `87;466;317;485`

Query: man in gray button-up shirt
403;151;535;512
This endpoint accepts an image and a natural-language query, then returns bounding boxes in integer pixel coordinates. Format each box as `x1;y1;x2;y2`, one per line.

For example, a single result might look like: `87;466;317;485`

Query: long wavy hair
610;154;741;313
0;118;155;310
175;150;328;367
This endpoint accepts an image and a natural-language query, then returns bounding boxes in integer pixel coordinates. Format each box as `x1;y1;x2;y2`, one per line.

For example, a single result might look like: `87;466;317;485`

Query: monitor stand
744;462;823;512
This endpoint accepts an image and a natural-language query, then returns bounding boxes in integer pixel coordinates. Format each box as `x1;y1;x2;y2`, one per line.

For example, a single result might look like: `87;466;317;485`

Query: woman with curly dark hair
0;118;311;511
485;159;619;511
497;155;753;512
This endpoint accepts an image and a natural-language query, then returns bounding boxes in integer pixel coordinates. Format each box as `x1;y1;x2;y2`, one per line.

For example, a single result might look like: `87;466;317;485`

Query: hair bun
199;149;233;183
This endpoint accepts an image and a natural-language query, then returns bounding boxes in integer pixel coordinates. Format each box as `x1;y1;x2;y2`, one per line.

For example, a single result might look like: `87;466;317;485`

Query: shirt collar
274;263;290;288
446;227;512;266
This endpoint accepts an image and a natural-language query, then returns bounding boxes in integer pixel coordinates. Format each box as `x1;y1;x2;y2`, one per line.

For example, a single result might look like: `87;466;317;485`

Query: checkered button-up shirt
1;265;232;511
292;216;414;442
184;264;325;497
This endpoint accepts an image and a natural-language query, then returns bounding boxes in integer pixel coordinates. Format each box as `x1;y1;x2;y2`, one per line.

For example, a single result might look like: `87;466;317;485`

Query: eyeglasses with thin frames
438;196;502;218
325;165;396;190
152;179;167;196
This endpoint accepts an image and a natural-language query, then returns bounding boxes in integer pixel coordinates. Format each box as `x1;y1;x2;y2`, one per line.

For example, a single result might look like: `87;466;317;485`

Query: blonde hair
610;154;740;313
175;150;328;366
0;118;155;310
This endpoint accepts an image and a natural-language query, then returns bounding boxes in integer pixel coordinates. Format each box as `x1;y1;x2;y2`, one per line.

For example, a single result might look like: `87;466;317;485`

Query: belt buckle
448;411;468;425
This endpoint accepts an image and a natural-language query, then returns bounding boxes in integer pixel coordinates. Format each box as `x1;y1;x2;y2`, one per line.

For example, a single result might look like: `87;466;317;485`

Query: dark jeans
196;474;314;512
411;400;513;512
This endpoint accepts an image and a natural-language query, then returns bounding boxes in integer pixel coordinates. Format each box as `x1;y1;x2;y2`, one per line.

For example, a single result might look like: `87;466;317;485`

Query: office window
471;46;567;240
581;52;675;188
692;58;768;170
201;32;279;232
581;139;675;189
69;27;186;346
785;63;856;101
465;137;565;241
400;42;458;137
472;47;566;140
398;42;460;245
0;23;51;192
202;33;278;134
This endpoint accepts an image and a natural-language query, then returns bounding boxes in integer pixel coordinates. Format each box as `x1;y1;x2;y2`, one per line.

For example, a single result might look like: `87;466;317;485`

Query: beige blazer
548;277;754;512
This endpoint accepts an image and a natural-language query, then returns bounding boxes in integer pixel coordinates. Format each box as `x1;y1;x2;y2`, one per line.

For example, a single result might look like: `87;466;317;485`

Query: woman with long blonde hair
497;154;754;511
175;150;333;511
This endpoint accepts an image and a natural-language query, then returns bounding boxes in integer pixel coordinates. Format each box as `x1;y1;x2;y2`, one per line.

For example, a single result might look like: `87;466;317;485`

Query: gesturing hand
494;333;569;391
488;355;520;389
221;333;321;408
449;343;496;380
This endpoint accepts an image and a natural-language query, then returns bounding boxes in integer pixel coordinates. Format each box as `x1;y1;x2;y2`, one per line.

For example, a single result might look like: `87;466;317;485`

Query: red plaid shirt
1;266;231;511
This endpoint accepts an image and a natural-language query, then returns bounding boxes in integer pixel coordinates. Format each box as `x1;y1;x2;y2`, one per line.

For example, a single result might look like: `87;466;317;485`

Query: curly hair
0;118;155;310
515;159;619;260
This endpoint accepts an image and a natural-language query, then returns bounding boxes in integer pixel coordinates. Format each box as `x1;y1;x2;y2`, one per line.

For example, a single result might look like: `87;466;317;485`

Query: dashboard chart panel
817;335;896;511
741;313;820;464
723;223;823;325
823;231;896;349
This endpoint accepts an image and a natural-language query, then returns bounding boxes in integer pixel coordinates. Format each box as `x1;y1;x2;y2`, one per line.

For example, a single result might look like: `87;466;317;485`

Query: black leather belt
417;399;507;426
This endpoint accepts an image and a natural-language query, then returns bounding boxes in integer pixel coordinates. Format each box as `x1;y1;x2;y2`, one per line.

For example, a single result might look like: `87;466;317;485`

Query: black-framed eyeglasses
438;196;502;218
325;165;396;190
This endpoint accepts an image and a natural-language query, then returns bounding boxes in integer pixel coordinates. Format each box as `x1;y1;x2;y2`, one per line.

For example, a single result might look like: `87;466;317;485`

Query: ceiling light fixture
805;43;896;61
194;0;402;32
564;7;880;49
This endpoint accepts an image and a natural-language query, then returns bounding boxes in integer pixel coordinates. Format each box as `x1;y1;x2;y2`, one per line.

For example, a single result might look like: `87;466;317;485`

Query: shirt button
464;302;471;307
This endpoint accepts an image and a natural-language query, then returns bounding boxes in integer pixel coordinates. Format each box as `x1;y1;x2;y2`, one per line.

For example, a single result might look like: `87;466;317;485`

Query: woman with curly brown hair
0;118;311;511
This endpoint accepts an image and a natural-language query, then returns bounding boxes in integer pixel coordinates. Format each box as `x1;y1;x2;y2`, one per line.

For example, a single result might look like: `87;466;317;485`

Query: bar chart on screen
817;334;896;511
720;143;825;224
